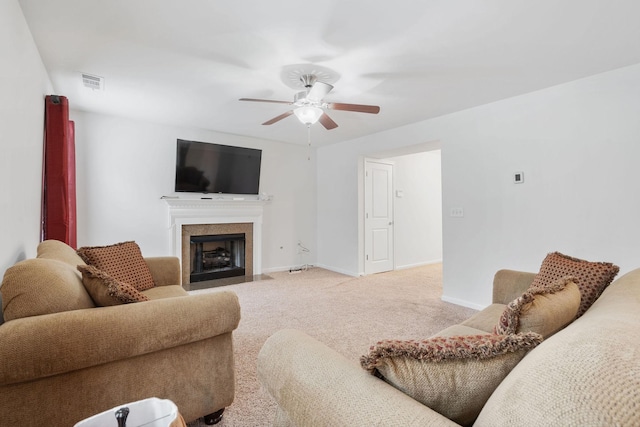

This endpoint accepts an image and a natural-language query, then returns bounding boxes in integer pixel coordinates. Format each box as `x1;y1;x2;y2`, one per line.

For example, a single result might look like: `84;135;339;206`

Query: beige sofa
0;240;240;426
258;268;640;426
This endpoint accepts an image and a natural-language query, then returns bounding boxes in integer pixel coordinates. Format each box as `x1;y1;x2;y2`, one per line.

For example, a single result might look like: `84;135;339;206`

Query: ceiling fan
239;74;380;130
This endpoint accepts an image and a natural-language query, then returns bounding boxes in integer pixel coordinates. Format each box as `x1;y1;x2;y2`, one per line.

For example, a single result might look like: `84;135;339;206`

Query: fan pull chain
307;124;311;160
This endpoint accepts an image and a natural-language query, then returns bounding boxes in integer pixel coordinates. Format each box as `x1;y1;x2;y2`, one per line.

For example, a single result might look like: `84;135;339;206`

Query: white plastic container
74;397;179;427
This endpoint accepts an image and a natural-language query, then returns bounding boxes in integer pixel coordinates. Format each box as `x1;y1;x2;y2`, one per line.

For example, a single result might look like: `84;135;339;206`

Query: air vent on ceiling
81;73;104;91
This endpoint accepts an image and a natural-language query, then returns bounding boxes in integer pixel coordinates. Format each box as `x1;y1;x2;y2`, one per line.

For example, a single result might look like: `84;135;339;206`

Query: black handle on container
115;407;129;427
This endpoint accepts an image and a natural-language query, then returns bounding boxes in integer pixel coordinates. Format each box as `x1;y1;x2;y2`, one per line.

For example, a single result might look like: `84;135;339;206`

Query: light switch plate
450;207;464;217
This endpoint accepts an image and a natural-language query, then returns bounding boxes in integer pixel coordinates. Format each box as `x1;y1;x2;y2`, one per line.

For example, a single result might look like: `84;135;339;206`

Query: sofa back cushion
475;269;640;426
1;258;95;321
37;239;86;270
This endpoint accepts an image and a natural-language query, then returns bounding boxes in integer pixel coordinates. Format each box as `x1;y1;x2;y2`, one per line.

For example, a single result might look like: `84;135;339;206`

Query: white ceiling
18;0;640;146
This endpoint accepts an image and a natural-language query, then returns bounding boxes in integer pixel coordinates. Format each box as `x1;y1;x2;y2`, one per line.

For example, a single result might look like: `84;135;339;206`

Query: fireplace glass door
190;233;246;282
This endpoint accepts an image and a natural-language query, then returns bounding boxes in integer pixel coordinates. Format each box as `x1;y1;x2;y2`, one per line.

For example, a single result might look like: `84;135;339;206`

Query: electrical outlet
450;207;464;217
514;172;524;183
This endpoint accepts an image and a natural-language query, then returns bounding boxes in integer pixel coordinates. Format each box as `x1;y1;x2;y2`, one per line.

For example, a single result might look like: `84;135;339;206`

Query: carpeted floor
186;263;477;426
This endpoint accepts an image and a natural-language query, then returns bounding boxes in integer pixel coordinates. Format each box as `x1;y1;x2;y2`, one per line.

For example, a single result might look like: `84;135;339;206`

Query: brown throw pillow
494;277;581;337
531;252;619;318
77;241;155;291
361;333;543;426
78;265;150;305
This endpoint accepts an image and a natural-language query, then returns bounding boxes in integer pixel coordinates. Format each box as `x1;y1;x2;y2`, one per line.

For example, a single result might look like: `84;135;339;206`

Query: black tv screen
175;139;262;195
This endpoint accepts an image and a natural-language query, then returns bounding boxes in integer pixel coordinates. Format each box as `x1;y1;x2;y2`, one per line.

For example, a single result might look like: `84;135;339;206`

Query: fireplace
190;233;246;282
164;198;264;288
180;222;254;286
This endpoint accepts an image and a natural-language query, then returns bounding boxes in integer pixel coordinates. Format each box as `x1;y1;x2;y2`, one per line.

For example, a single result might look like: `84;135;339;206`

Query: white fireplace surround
164;198;265;276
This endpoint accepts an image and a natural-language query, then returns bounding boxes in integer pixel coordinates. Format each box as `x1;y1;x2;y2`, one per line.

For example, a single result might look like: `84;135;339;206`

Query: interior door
364;160;394;274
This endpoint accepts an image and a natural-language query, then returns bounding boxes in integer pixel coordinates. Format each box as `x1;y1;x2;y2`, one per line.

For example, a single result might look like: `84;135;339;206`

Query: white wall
317;63;640;309
0;0;54;277
5;0;640;311
71;111;317;272
316;141;362;275
387;151;443;269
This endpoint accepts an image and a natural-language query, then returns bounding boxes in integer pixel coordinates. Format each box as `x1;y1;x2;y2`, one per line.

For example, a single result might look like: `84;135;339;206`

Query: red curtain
42;95;77;248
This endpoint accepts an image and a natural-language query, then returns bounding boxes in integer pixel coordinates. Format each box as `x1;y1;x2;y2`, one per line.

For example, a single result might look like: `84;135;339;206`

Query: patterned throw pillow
78;265;150;305
531;252;619;318
77;241;155;291
494;277;581;337
361;333;543;426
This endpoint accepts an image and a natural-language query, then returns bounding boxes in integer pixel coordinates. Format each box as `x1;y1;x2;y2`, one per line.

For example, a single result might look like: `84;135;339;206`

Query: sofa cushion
37;239;86;270
141;285;189;299
360;332;543;426
432;324;490;338
1;258;95;320
494;277;581;338
77;241;155;291
460;303;507;333
78;265;150;305
531;252;619;317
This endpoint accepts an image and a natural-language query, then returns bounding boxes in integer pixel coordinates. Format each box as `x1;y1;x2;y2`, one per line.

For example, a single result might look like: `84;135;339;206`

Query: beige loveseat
258;268;640;426
0;240;240;426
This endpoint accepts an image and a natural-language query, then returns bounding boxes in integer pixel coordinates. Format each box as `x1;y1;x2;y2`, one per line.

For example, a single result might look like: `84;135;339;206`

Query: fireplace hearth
190;233;246;282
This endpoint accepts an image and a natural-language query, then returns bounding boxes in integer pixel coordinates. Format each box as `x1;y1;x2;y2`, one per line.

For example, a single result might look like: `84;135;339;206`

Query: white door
364;160;394;274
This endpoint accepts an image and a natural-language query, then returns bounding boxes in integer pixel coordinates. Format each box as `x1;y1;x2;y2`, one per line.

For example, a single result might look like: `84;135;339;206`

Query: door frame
357;141;442;276
361;158;395;275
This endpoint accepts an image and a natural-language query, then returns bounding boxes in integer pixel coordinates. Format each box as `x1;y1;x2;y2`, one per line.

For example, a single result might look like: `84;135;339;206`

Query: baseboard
268;261;441;277
261;266;291;274
262;265;313;274
395;259;443;270
314;263;359;277
440;295;488;311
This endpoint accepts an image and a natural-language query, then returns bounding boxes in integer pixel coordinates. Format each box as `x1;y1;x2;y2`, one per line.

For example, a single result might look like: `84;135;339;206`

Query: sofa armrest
0;291;240;385
145;256;181;286
492;269;536;304
258;329;460;427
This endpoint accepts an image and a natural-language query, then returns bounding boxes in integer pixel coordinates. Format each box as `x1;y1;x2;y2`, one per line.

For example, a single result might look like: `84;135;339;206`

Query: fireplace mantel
164;197;266;214
164;197;265;276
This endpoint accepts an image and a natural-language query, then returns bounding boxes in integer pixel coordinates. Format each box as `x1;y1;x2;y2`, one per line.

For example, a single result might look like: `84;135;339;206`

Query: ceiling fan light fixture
239;72;380;130
294;106;323;125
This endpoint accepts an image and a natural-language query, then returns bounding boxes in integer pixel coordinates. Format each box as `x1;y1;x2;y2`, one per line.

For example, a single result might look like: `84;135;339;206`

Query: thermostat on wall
514;172;524;184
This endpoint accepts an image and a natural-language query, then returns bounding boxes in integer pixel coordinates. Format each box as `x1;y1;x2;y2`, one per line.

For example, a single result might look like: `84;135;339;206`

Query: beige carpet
186;264;477;426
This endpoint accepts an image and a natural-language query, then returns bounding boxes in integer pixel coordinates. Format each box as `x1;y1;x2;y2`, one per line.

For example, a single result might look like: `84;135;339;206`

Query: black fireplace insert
190;233;246;282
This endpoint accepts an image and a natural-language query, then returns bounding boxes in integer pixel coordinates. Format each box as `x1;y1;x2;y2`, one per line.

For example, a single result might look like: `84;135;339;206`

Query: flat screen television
175;139;262;195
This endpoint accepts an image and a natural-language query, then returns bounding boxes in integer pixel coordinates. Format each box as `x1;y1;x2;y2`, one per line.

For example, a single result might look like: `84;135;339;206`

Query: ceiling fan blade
327;102;380;114
307;81;333;102
262;110;294;125
319;112;338;130
239;98;292;105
